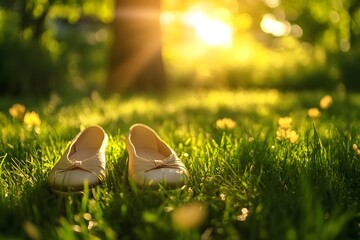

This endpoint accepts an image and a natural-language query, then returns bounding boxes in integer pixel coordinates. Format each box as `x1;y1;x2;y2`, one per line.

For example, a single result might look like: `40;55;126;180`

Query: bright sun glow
183;10;233;47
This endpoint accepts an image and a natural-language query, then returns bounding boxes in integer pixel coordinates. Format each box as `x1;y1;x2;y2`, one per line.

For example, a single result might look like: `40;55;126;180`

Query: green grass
0;89;360;240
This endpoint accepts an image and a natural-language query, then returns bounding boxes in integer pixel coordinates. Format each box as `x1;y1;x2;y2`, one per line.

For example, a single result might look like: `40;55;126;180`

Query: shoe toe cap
132;168;188;188
49;169;100;191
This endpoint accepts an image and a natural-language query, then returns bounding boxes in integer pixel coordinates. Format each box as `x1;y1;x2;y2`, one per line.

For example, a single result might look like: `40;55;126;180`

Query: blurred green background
0;0;359;96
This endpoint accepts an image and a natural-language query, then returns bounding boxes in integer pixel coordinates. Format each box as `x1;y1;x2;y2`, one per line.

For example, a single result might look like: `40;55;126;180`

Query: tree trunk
349;2;360;48
107;0;167;93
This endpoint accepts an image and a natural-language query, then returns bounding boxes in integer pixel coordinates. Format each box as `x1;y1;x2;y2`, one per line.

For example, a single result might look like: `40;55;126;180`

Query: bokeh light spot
260;14;291;37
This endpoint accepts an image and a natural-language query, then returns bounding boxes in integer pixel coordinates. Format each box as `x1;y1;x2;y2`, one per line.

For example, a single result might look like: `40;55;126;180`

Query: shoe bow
54;154;106;181
145;154;185;172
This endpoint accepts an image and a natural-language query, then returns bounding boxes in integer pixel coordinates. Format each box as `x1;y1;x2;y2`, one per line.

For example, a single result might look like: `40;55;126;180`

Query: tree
106;0;167;93
0;0;112;96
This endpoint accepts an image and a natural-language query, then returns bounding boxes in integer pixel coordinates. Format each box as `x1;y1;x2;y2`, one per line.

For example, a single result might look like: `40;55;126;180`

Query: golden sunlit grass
0;90;359;239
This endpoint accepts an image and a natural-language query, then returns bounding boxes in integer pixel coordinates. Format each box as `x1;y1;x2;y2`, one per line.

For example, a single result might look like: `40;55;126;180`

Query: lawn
0;89;359;240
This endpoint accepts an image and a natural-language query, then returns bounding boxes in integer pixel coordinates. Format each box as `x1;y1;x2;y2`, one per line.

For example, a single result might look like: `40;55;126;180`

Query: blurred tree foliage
0;0;359;95
259;0;360;89
0;0;112;96
272;0;360;89
162;0;360;90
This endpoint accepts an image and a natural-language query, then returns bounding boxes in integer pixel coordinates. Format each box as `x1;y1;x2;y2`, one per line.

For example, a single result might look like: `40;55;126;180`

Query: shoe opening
75;126;105;151
130;124;171;157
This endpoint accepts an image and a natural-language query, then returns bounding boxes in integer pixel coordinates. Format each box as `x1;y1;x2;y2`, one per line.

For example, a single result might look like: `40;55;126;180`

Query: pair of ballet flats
48;124;189;194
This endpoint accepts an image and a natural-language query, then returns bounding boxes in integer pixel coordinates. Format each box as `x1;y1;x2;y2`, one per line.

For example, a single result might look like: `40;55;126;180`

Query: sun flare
183;10;233;47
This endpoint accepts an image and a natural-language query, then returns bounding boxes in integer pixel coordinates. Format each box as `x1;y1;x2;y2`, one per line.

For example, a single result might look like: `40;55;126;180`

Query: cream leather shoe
126;123;189;188
48;126;108;194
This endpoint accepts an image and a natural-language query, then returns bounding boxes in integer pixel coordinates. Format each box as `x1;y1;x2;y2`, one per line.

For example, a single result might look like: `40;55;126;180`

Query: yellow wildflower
320;95;333;109
172;202;207;229
71;225;81;233
220;193;226;201
237;207;249;222
23;111;41;127
353;144;360;156
278;117;293;129
216;118;236;129
276;128;289;139
307;108;321;119
9;103;26;120
289;130;299;143
276;128;299;143
276;116;299;143
23;221;41;240
353;144;358;151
